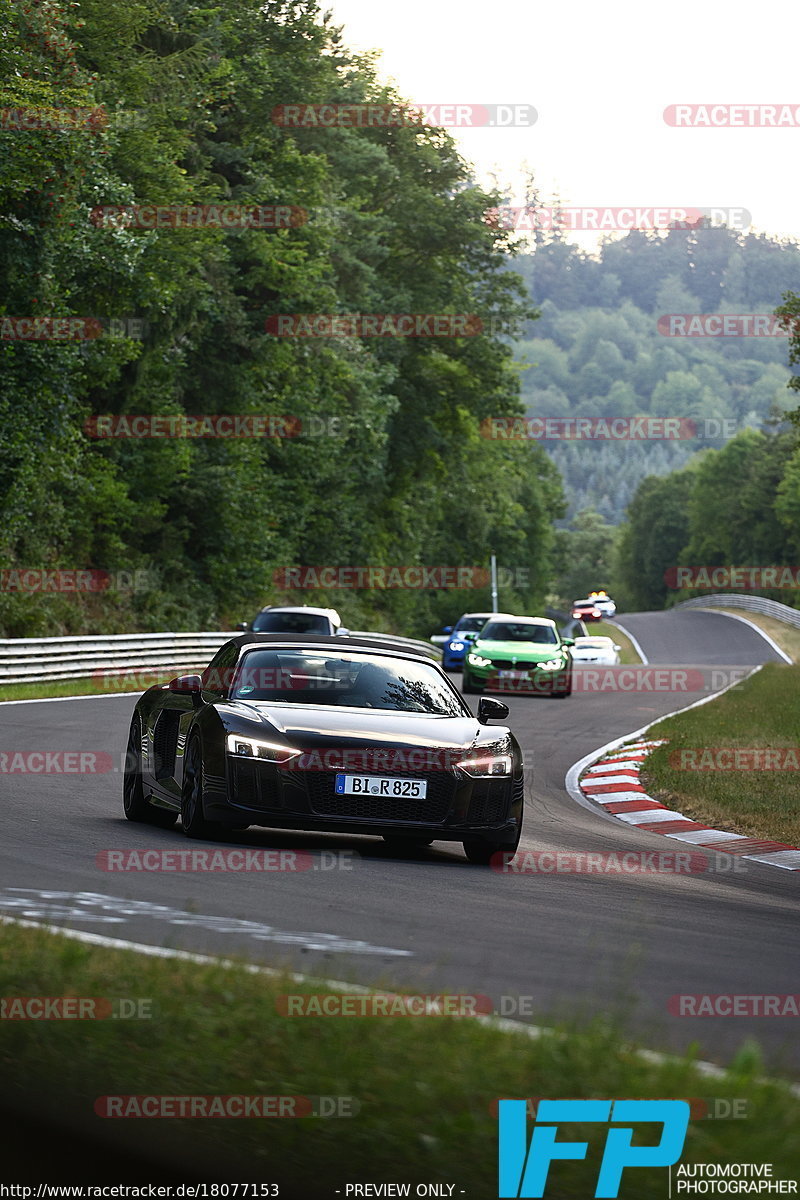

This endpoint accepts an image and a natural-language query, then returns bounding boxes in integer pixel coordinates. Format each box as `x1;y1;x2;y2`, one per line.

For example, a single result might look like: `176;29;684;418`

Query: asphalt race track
1;609;797;1071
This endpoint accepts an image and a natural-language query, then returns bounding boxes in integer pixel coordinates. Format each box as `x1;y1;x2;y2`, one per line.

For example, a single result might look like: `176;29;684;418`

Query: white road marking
743;850;800;869
0;889;411;957
665;830;742;844
615;810;692;825
591;791;653;804
582;773;642;786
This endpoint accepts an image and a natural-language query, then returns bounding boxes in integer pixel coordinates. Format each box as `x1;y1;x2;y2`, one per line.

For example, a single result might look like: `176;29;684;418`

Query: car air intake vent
231;761;282;810
466;782;509;824
152;713;179;780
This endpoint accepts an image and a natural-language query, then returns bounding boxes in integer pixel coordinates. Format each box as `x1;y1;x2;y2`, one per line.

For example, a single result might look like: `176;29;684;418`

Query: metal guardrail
0;632;235;685
676;594;800;630
0;629;439;687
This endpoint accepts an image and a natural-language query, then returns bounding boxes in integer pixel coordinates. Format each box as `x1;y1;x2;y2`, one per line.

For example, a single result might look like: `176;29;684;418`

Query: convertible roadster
123;634;525;864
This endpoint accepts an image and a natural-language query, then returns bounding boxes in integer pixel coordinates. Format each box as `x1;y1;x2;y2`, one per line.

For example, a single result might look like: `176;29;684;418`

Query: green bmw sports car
461;617;574;698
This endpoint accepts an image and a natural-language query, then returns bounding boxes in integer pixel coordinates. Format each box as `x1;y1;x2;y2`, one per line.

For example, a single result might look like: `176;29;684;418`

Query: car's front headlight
467;652;493;668
449;640;466;651
537;658;567;672
226;734;300;764
457;753;512;778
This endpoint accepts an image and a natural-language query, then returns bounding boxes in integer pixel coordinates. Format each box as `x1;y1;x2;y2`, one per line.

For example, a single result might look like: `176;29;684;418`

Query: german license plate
498;669;529;681
334;773;427;798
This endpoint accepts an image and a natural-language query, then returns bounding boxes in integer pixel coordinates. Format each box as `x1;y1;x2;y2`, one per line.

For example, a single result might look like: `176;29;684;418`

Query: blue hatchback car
438;611;517;671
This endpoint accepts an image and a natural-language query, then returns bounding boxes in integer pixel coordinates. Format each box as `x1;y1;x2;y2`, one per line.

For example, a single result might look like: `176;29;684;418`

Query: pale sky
324;0;800;251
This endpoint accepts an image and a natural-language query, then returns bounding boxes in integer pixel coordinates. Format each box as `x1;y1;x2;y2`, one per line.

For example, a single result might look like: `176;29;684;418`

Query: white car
570;635;621;665
237;605;348;635
588;591;617;618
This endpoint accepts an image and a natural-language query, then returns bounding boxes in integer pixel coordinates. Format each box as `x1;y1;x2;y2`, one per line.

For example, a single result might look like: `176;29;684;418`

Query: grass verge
1;921;799;1195
594;620;642;664
641;663;800;845
0;672;175;703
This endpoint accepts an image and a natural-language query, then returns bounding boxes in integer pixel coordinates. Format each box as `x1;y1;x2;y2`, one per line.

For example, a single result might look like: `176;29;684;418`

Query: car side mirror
167;674;203;695
477;697;509;724
235;621;249;631
562;637;575;647
442;626;453;635
337;627;350;636
613;644;621;652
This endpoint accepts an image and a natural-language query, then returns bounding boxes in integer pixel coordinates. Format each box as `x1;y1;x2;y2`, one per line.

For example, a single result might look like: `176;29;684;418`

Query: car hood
471;639;566;662
222;702;486;751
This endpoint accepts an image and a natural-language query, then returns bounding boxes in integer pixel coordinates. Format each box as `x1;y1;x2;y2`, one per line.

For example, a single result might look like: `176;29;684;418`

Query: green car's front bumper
463;652;571;696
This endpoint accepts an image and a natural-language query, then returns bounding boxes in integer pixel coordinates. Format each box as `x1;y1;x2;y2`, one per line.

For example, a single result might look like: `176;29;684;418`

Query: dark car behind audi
123;634;524;864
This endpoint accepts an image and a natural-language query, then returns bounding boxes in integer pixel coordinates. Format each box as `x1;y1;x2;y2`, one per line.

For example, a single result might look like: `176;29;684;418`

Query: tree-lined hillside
0;0;564;637
512;227;799;523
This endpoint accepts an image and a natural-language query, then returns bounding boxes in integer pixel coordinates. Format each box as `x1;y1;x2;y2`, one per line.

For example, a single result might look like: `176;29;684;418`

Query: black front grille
488;659;529;671
466;782;510;824
305;771;454;823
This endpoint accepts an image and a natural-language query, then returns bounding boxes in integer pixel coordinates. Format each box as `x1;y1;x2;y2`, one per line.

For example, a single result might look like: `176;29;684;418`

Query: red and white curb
579;740;800;872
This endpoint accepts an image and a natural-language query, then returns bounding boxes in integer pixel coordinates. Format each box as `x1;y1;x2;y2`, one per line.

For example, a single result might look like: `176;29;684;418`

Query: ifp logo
498;1098;690;1197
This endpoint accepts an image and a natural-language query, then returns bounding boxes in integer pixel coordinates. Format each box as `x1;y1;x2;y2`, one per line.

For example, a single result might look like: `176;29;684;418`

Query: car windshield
454;617;489;633
252;612;331;633
231;650;465;715
480;622;558;644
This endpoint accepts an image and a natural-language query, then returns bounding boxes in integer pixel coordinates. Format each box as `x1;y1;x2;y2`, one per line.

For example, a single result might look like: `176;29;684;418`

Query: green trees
613;429;798;611
515;226;800;524
0;0;563;637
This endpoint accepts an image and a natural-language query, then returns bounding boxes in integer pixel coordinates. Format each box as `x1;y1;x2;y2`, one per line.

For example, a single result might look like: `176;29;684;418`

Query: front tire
123;715;178;827
181;734;222;840
463;813;522;866
550;669;573;698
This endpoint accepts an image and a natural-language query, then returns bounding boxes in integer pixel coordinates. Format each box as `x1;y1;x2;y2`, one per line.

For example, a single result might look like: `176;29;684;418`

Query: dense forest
2;0;799;638
512;225;800;525
0;0;564;638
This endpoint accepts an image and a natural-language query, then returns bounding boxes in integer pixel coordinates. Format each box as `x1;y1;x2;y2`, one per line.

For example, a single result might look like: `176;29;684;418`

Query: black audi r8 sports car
123;634;525;864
